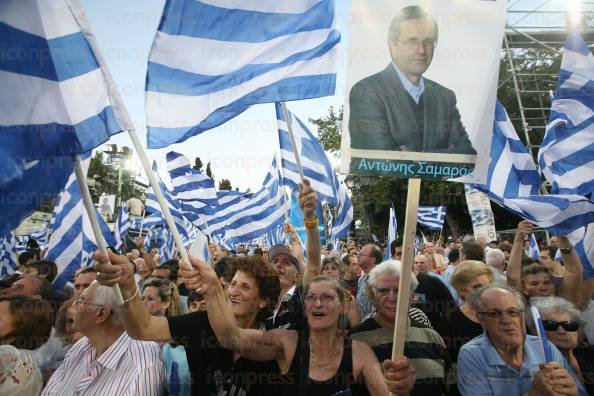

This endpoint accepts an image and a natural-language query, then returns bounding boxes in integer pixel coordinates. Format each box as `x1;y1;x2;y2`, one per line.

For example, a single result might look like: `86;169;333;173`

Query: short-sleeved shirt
457;334;588;396
265;285;305;331
168;311;280;396
349;316;448;395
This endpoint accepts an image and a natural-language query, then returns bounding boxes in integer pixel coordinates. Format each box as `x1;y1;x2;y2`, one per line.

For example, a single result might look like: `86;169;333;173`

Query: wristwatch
560;246;573;254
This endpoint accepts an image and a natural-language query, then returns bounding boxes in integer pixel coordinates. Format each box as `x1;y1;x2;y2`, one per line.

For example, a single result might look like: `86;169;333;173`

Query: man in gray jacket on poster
349;5;476;155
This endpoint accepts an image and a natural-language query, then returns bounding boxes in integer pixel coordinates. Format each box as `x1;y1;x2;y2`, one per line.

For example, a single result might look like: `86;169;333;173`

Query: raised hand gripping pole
73;156;124;305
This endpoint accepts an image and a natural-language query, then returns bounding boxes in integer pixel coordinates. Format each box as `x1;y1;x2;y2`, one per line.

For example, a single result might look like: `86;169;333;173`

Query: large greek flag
166;151;217;203
0;0;133;234
328;175;353;240
44;155;116;289
276;103;337;205
146;0;340;148
473;101;594;235
538;30;594;196
417;206;447;231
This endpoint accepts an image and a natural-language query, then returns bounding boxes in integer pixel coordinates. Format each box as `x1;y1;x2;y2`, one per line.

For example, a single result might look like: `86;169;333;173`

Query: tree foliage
309;106;343;153
87;150;144;206
206;162;214;179
193;157;203;171
218;179;232;190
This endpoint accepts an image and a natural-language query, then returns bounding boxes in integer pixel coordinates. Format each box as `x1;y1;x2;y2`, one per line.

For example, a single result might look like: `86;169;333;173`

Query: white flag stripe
198;0;322;14
543;161;594;190
0;0;80;40
0;69;112;126
541;123;594;161
560;48;594;82
550;99;594;126
146;47;338;128
151;28;333;77
219;205;286;239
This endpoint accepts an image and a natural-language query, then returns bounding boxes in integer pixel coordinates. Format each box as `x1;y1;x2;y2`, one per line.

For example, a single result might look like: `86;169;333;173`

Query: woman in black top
436;261;494;396
197;268;402;396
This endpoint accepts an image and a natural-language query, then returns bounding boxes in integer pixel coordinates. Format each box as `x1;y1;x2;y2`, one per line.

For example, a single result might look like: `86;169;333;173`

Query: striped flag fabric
276;103;338;205
29;224;49;248
0;0;133;235
44;154;116;289
385;205;397;261
114;206;130;252
0;231;18;277
417;206;447;231
145;0;340;149
328;175;353;240
473;101;594;235
538;30;594;196
166;152;217;203
528;234;540;259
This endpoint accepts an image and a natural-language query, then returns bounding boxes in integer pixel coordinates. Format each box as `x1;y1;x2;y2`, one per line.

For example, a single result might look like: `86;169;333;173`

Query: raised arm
94;250;172;342
183;256;296;371
507;220;532;289
300;179;321;284
556;236;583;307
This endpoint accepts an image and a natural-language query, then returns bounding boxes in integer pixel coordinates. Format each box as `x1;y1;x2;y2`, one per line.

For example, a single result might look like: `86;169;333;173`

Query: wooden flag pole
280;102;305;181
73;156;124;305
137;209;146;236
127;130;190;268
390;177;421;389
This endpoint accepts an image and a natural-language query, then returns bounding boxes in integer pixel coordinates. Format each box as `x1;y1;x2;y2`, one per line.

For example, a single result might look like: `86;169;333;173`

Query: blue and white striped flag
473;101;594;235
528;234;540;259
159;228;177;261
45;154;116;289
385;205;397;261
166;152;217;203
0;0;132;235
417;206;447;231
276;103;338;205
538;30;594;196
146;0;340;148
114;206;130;252
29;224;49;248
329;175;353;240
0;231;18;277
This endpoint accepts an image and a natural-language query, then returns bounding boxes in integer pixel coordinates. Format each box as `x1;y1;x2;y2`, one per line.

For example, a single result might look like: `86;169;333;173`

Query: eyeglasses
543;320;579;332
374;287;398;297
398;38;437;50
304;293;337;306
477;308;524;319
74;297;104;308
74;283;91;290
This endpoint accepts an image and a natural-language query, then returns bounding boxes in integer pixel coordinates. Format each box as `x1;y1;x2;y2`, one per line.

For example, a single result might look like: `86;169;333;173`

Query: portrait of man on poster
348;5;476;155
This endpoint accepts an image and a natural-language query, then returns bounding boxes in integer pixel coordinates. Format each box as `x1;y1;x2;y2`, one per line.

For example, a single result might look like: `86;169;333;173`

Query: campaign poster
464;185;497;242
341;0;506;182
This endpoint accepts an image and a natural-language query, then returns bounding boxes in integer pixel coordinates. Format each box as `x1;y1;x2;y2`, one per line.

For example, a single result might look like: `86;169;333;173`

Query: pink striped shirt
43;332;164;396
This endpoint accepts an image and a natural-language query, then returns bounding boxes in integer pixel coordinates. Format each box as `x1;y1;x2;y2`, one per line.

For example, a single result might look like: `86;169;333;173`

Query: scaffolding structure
501;1;594;166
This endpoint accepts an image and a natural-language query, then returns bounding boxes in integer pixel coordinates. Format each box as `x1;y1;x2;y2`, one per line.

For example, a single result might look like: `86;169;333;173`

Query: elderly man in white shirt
44;281;164;395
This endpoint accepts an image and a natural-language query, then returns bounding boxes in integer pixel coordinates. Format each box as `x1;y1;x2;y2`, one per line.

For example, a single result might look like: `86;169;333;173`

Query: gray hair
367;260;419;301
531;296;586;330
89;280;122;326
470;282;526;314
388;5;438;45
485;249;505;267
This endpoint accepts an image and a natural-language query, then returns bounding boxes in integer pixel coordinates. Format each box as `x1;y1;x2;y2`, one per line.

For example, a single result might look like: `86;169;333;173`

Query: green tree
218;179;232;190
193;157;203;171
206;162;214;179
309;106;343;153
87;150;144;207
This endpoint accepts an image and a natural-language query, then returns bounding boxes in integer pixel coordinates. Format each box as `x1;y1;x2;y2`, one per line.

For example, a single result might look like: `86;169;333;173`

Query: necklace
309;337;341;367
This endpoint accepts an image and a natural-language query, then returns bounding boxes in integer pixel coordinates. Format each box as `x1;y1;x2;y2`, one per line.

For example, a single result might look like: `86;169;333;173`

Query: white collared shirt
392;63;425;104
43;332;164;396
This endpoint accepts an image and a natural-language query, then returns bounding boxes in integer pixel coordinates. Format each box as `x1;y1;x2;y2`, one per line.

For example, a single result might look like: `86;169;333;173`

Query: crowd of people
1;179;593;395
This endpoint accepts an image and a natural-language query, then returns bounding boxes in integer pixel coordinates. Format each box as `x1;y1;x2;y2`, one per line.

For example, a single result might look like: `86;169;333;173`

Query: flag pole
137;209;146;236
127;130;191;268
280;102;305;181
73;156;124;306
391;178;421;386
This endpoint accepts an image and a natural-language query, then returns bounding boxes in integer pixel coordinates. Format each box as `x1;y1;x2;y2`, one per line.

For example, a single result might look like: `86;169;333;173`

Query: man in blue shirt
458;283;585;396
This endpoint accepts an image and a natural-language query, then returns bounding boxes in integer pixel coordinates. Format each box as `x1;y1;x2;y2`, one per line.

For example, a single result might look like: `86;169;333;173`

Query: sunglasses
542;320;579;332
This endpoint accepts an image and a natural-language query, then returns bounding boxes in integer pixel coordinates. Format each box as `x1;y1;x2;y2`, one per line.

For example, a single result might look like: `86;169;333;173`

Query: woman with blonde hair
141;276;181;317
437;260;495;396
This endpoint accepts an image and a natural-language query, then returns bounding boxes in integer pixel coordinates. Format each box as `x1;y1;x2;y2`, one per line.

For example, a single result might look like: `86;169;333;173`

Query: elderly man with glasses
457;283;586;396
43;281;164;395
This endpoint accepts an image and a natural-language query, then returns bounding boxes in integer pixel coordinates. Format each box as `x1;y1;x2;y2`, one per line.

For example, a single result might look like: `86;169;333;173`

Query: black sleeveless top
282;332;366;396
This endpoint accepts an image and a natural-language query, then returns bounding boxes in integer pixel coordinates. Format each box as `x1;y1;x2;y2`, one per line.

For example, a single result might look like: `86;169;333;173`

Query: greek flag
0;0;132;234
114;206;130;252
159;228;176;261
538;30;594;196
329;176;353;240
207;160;288;247
385;205;397;261
44;155;116;289
166;152;217;203
417;206;447;231
30;224;49;248
276;103;337;205
472;101;594;235
528;234;540;259
145;0;340;148
0;231;18;277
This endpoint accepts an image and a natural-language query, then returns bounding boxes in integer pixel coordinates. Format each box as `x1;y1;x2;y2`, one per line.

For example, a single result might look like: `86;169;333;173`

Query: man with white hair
43;281;164;395
485;248;507;283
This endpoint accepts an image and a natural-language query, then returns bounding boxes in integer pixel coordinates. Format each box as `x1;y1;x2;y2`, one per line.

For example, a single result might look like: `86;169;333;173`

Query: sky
78;0;584;191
